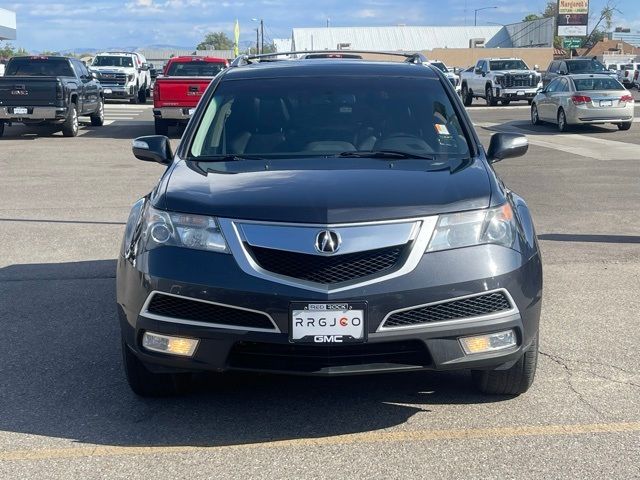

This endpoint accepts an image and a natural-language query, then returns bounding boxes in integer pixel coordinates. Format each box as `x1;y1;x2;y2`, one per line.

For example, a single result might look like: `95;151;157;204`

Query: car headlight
141;205;229;253
494;75;504;86
426;204;516;252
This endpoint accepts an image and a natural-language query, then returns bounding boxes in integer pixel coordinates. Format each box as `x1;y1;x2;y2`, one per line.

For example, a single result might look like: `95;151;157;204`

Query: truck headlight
141;205;229;253
426;204;516;252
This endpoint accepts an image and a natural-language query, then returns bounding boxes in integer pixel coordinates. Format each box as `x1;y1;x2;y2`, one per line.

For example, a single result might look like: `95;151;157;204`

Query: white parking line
475;121;640;160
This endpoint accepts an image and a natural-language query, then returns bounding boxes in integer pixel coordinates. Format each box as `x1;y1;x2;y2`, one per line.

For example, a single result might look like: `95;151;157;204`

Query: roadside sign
563;37;582;49
557;0;589;37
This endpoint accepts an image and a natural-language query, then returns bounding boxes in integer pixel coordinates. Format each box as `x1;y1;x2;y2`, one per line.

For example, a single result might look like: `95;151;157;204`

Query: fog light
142;332;199;357
460;330;516;355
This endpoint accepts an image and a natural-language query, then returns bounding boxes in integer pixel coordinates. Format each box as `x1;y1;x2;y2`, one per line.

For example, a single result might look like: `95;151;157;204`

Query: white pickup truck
90;51;152;104
460;58;542;106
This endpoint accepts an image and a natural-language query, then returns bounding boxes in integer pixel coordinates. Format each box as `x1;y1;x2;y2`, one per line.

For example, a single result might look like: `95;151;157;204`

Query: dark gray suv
117;53;542;397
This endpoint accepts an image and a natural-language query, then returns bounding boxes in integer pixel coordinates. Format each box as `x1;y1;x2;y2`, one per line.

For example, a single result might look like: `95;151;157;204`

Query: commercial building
609;30;640;48
0;8;16;41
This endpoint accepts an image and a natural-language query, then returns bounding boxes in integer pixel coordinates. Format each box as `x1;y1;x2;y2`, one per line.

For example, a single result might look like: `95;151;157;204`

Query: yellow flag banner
234;20;240;57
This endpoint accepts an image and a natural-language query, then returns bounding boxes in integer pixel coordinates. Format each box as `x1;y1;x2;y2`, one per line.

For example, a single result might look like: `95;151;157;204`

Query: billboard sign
557;0;589;37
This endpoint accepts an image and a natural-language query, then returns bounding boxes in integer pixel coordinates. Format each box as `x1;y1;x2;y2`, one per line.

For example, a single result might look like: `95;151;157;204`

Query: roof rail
230;50;428;67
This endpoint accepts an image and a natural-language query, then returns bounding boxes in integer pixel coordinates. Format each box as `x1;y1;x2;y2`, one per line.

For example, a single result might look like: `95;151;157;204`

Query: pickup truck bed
152;56;227;135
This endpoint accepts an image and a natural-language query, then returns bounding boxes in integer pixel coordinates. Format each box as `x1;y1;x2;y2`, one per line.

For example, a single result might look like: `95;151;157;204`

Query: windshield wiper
336;150;436;160
195;154;266;162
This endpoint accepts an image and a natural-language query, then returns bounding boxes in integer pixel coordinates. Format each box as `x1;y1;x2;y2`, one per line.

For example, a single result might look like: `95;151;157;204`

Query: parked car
542;58;614;86
616;63;640;87
460;58;542;106
531;74;634;132
91;51;151;104
153;56;228;135
118;53;541;398
424;60;461;95
0;55;104;137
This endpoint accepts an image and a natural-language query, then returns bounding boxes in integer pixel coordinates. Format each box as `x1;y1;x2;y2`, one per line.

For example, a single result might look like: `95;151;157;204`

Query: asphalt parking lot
1;96;639;479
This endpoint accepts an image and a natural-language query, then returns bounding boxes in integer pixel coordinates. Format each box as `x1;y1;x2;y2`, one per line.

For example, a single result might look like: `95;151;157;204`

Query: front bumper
153;107;193;121
494;87;539;100
0;106;67;122
102;85;135;99
117;244;542;376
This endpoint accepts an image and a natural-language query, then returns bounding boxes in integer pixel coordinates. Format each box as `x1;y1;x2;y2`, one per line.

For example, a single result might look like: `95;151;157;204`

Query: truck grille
99;72;126;86
228;340;431;373
145;293;276;330
382;291;513;329
248;245;405;284
503;73;536;88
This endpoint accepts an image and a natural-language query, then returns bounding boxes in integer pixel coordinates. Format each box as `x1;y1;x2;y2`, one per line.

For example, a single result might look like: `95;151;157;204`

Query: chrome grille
248;245;405;284
99;72;126;86
382;292;513;329
146;293;276;330
504;73;536;88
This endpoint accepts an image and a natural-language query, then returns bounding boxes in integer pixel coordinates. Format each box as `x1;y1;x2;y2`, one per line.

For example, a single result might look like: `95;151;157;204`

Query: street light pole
255;28;259;55
474;6;498;26
260;19;264;54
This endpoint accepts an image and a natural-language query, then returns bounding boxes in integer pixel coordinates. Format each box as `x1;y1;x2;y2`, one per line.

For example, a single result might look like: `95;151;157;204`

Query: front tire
531;103;541;125
61;104;79;137
154;118;169;136
0;121;4;138
472;334;539;396
618;122;632;131
486;86;497;106
90;98;105;126
122;339;191;397
137;86;147;104
557;108;568;133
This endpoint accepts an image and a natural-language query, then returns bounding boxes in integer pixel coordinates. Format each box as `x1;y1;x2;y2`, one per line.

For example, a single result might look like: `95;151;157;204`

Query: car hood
92;66;135;73
158;158;492;224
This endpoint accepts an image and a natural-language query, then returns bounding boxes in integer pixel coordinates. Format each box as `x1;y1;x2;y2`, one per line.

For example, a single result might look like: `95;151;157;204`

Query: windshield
490;60;528;71
166;61;226;77
568;60;606;73
189;76;470;161
5;58;73;77
573;77;624;91
92;56;133;68
429;62;447;72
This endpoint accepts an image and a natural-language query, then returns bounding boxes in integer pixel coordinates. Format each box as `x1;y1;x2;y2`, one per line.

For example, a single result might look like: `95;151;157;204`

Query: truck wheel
61;104;79;137
485;86;497;106
90;98;105;126
155;118;169;136
462;84;472;106
617;122;632;131
122;338;191;397
472;334;538;396
138;87;147;104
0;121;4;138
501;100;511;106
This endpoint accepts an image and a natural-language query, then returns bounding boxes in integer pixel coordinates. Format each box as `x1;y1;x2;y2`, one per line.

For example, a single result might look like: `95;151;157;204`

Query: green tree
542;1;557;18
0;43;28;58
197;32;234;50
248;43;277;55
522;14;540;22
584;1;621;47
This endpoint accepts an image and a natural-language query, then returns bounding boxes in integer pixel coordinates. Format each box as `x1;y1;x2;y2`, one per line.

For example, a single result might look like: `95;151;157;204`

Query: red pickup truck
152;56;228;135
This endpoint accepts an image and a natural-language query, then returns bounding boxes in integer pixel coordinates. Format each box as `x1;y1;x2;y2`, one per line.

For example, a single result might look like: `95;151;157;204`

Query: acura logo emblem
315;230;341;254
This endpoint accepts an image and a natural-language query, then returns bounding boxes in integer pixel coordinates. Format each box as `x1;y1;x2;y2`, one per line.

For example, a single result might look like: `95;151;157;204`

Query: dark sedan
117;55;542;397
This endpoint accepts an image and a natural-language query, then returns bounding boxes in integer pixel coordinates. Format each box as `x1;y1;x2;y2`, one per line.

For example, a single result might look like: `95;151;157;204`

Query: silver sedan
531;74;634;132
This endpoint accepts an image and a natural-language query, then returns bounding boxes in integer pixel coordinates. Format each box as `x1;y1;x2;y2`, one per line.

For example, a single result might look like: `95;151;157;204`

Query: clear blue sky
6;0;640;52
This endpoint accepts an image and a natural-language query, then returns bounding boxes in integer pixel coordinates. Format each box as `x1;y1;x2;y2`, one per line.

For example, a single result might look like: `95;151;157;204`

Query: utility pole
260;19;264;54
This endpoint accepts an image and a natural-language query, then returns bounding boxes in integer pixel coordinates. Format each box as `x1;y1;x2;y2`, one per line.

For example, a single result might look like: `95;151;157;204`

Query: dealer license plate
103;88;112;94
291;303;366;344
13;107;28;115
516;90;525;96
600;100;612;107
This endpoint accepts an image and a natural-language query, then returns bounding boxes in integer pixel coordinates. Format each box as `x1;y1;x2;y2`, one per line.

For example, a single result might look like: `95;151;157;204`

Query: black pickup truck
0;56;104;137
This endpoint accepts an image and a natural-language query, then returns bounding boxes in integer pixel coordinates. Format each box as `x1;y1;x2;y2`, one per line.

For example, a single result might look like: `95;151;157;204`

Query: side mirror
534;64;540;71
141;63;150;71
132;136;173;165
474;68;482;75
487;133;528;164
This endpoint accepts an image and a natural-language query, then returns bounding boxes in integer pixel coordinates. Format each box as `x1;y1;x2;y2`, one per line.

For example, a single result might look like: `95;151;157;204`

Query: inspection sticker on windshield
435;124;450;135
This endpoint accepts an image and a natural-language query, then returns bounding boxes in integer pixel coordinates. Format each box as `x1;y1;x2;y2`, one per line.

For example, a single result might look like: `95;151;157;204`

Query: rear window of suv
5;58;74;77
190;75;470;161
166;61;226;77
567;60;606;73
